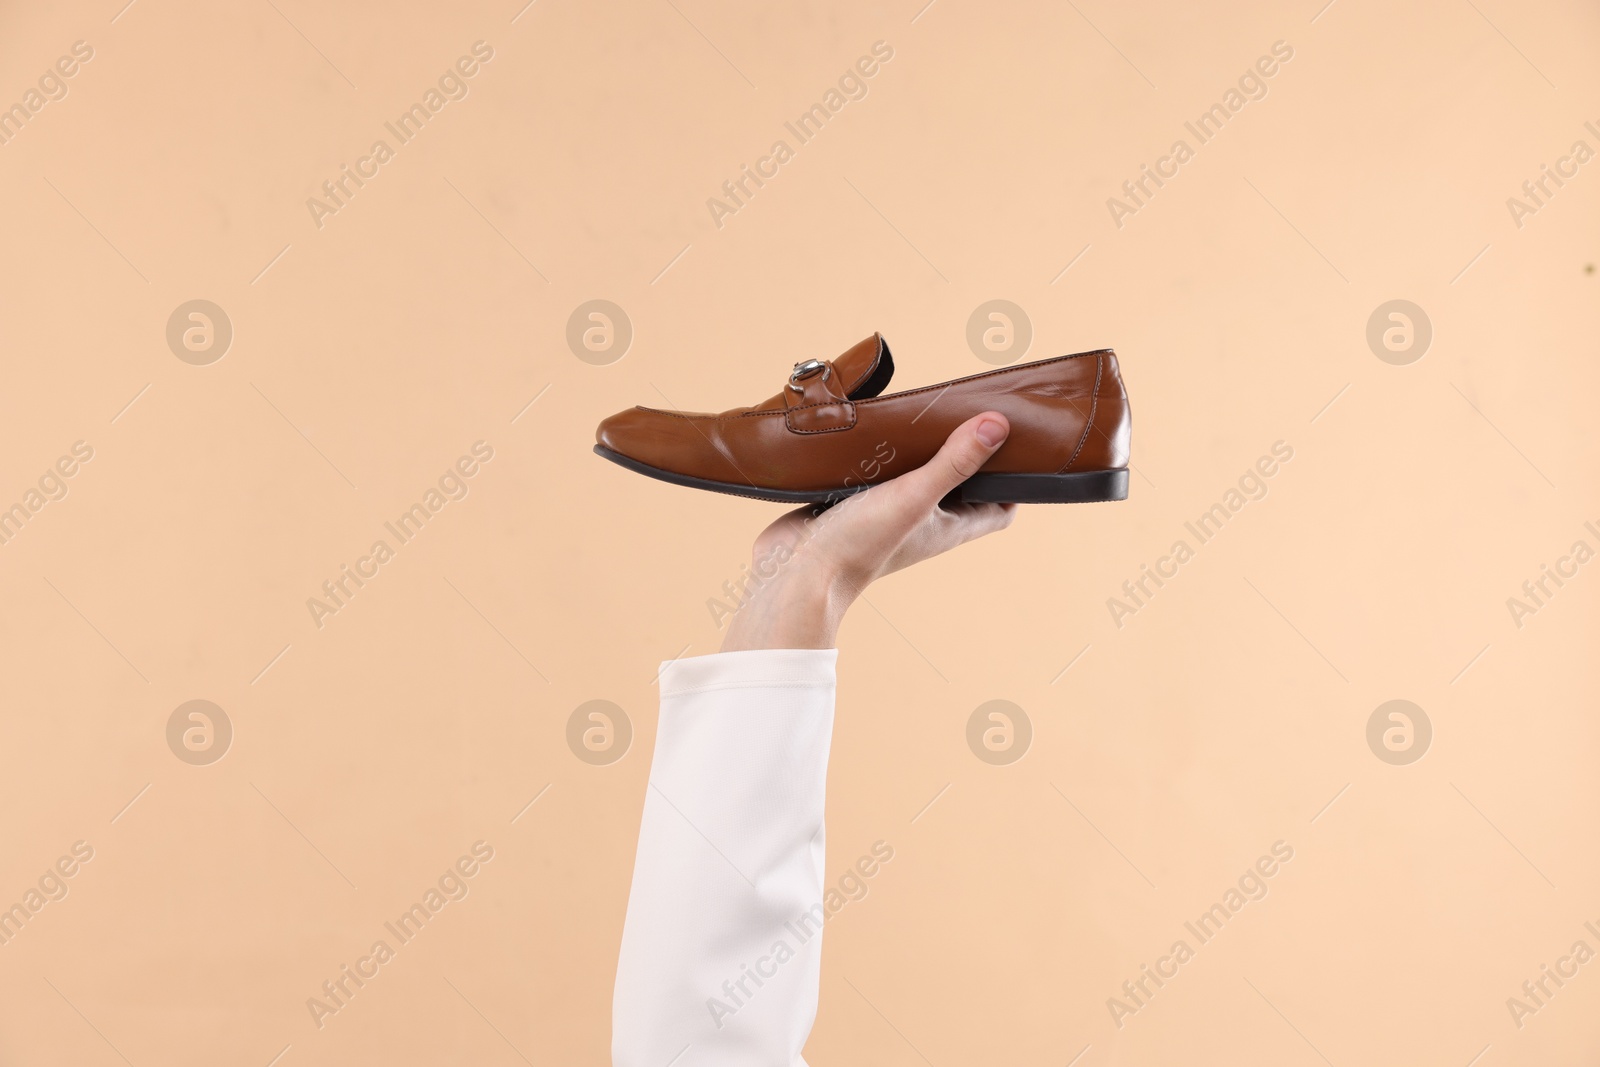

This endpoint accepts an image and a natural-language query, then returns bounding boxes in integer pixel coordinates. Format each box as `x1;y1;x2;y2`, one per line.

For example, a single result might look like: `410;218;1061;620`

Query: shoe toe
597;405;755;487
595;408;647;458
596;406;708;474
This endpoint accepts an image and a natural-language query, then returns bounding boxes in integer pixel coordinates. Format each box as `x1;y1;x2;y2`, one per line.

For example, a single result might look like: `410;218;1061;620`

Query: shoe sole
594;446;1128;505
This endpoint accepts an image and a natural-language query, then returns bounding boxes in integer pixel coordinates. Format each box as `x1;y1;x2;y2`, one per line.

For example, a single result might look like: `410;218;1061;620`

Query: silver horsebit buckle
788;359;831;388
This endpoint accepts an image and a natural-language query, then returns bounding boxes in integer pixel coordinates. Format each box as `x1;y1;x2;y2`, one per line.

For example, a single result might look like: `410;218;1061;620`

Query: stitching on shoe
786;402;858;433
1060;353;1102;473
849;348;1110;405
639;350;1115;422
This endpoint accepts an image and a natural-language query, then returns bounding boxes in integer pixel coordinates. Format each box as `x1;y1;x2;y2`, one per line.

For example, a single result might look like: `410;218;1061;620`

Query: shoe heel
955;469;1128;504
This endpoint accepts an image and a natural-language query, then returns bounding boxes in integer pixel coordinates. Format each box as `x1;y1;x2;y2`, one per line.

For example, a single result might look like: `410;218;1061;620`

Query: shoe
593;333;1130;504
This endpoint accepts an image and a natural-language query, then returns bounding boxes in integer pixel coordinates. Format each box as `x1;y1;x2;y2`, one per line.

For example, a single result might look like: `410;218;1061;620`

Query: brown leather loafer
594;334;1130;504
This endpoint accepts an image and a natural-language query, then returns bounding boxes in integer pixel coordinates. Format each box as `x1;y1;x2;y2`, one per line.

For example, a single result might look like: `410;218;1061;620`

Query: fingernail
976;418;1007;447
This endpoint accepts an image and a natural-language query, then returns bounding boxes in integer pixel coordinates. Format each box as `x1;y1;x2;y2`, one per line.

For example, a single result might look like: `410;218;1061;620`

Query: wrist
720;558;858;652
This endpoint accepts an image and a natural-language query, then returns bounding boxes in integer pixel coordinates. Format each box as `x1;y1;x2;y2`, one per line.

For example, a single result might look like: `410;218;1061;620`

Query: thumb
904;412;1010;504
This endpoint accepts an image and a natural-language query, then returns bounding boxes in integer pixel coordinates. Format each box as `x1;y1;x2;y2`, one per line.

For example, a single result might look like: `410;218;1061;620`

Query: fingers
884;500;1015;574
901;412;1010;507
942;500;1017;545
778;503;824;524
750;504;818;560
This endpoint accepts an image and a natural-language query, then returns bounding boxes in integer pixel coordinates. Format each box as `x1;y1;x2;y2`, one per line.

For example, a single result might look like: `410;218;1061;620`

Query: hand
721;412;1017;652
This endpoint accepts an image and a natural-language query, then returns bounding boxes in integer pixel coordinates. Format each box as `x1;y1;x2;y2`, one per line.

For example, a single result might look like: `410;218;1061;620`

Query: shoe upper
595;334;1130;492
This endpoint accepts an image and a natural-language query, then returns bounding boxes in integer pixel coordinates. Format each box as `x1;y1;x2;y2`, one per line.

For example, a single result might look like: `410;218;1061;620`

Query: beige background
0;0;1596;1063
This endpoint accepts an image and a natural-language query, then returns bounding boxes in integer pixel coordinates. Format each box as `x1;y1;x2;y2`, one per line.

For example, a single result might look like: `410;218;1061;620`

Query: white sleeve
613;648;838;1067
